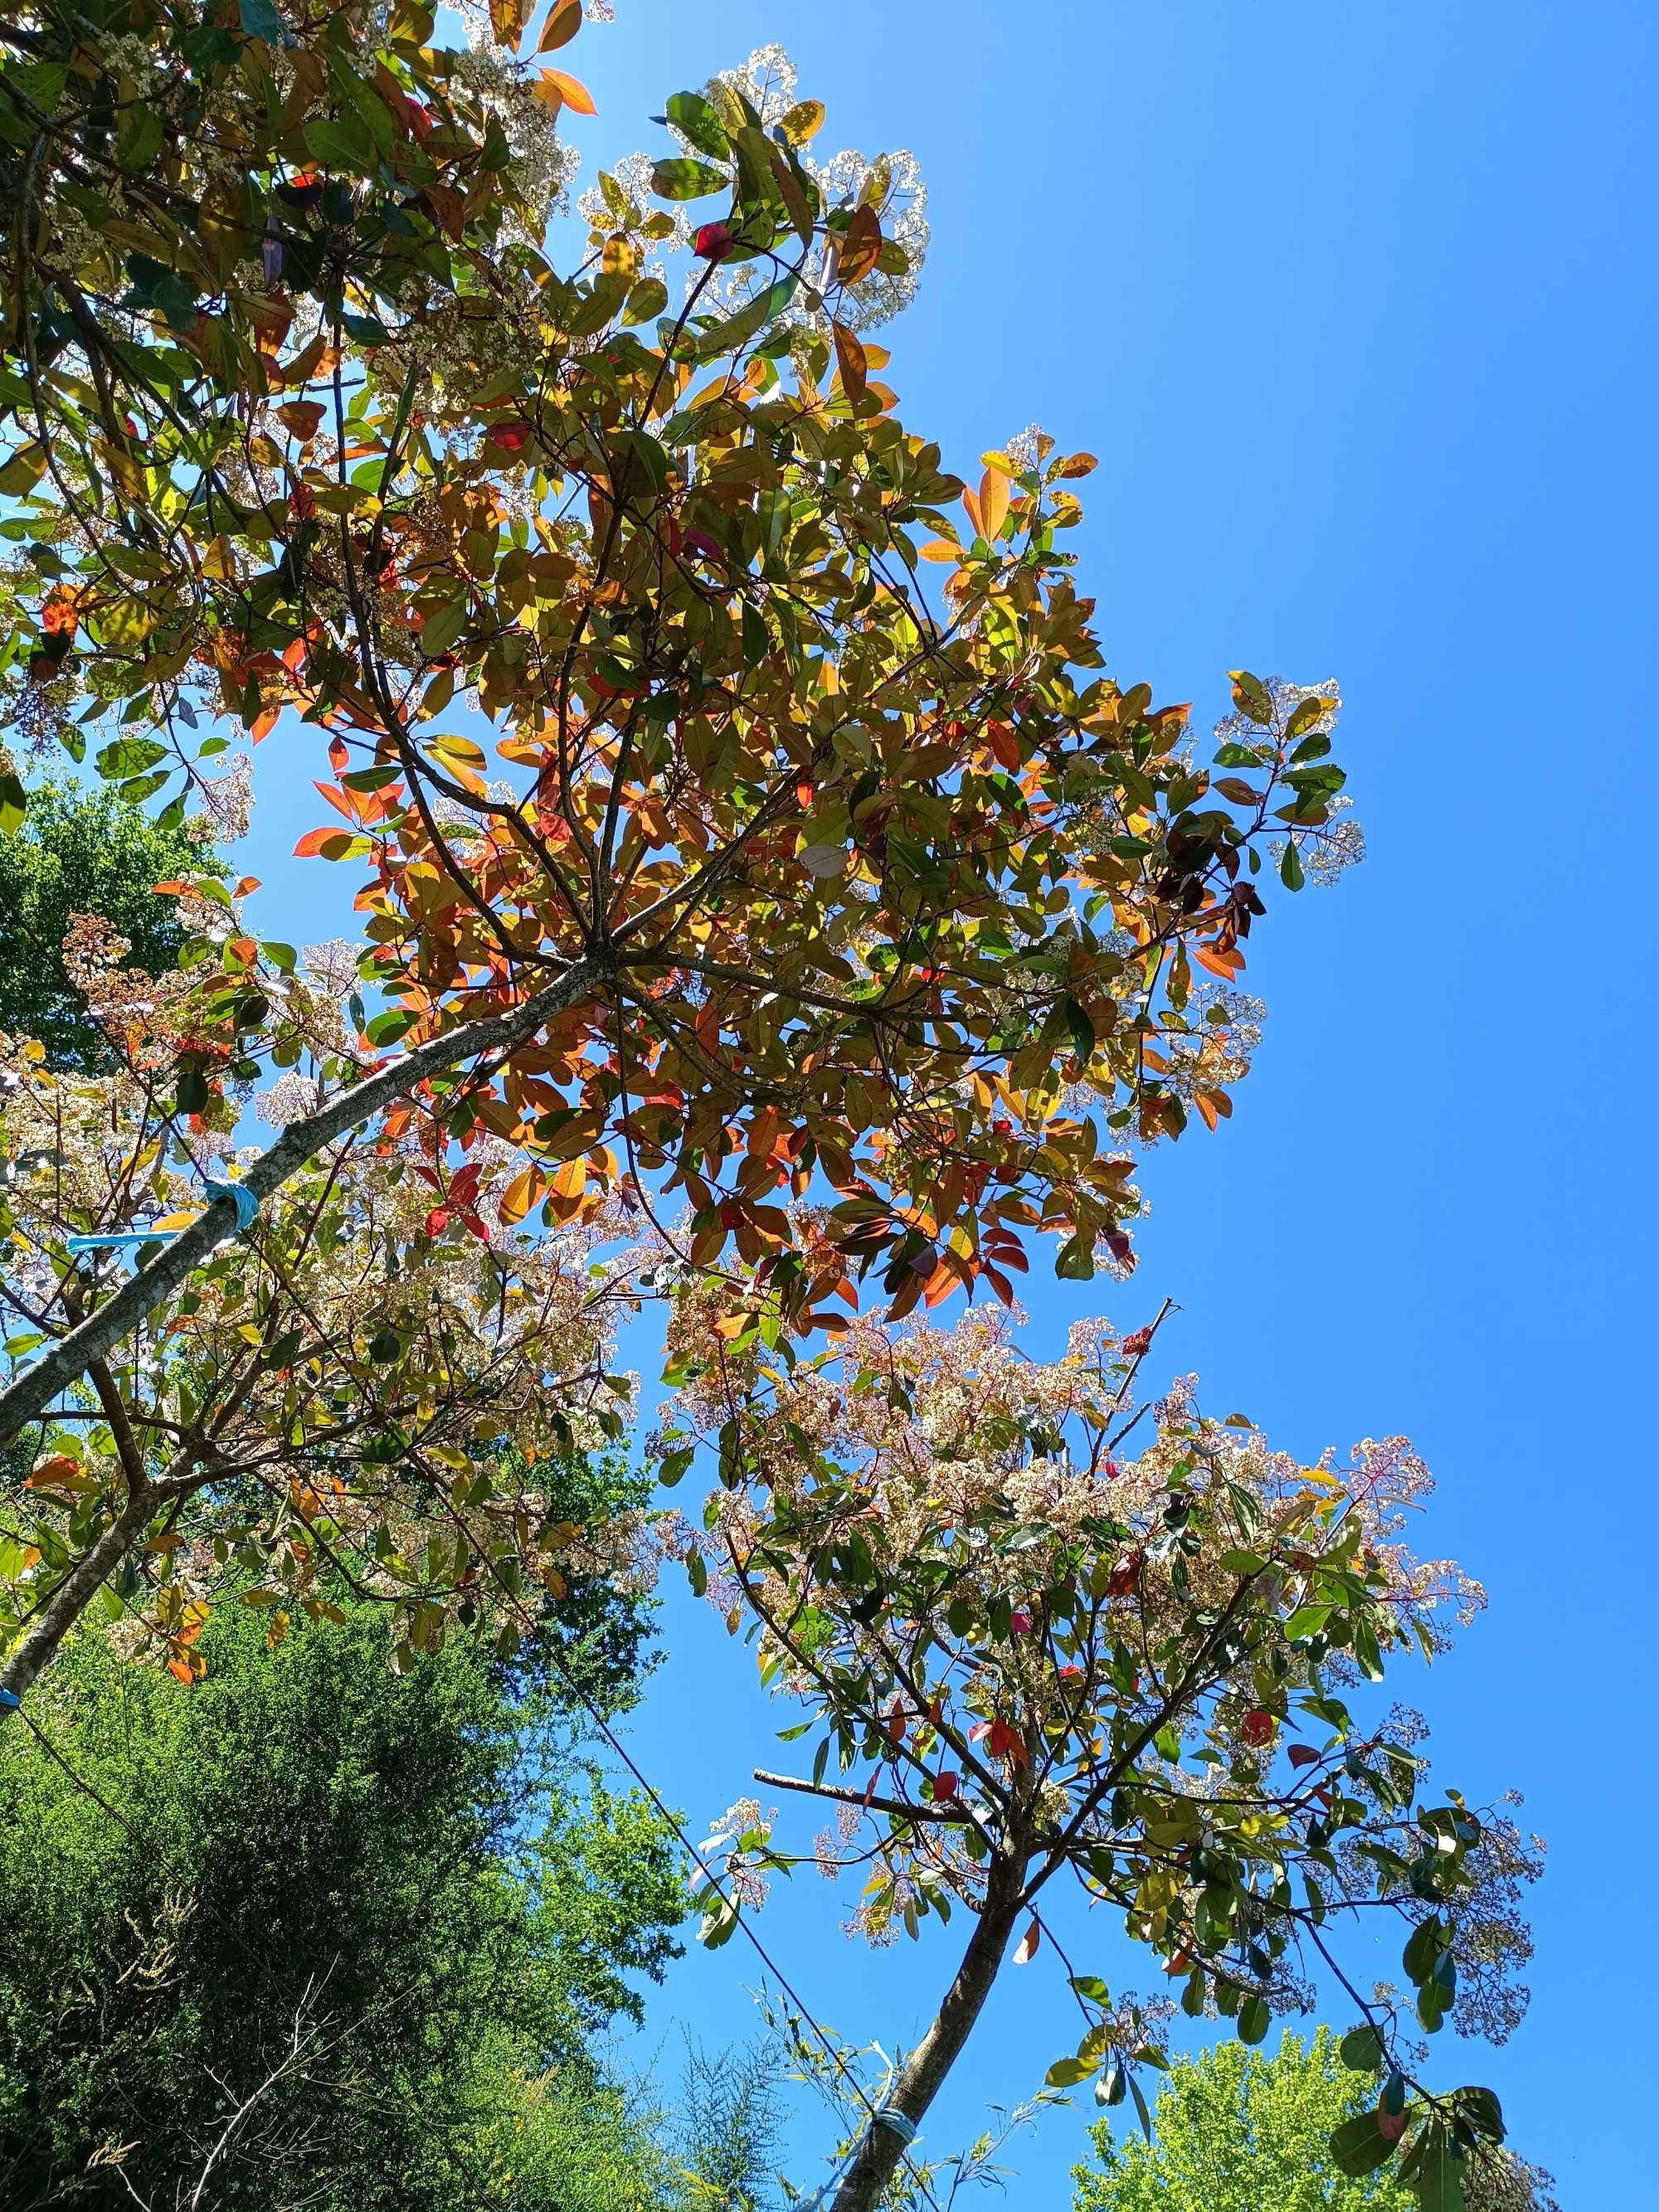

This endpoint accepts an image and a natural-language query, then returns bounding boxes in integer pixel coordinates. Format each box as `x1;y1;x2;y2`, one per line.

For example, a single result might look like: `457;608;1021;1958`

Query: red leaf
425;1207;451;1237
293;826;357;859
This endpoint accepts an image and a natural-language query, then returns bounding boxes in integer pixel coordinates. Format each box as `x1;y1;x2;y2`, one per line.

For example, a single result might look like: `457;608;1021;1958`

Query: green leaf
238;0;287;37
364;1008;416;1046
1403;1914;1444;1986
1044;2056;1095;2088
623;276;669;326
1340;2025;1384;2072
1126;2069;1154;2142
1055;1234;1095;1281
1279;839;1306;891
0;61;70;127
95;736;168;780
1452;2086;1505;2143
1330;2112;1396;2178
651;157;728;202
1238;1994;1270;2045
117;106;165;174
0;770;24;836
342;310;394;348
665;90;730;158
304;114;376;173
1400;2120;1467;2212
698;1894;740;1948
1228;669;1275;725
690;276;797;362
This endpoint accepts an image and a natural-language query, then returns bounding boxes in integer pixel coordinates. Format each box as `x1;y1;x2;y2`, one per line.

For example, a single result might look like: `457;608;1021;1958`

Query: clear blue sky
239;3;1657;2200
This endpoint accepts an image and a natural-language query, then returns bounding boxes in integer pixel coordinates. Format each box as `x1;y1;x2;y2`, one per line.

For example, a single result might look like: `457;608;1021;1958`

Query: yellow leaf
499;1165;546;1224
550;1156;587;1202
777;98;825;145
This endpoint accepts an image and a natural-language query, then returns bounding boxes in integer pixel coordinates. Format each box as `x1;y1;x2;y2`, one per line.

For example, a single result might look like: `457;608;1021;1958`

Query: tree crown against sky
0;8;1547;2207
1072;2032;1556;2212
0;0;1360;1466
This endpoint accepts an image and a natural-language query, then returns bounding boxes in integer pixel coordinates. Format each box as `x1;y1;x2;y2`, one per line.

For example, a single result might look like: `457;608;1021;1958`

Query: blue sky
236;2;1657;2200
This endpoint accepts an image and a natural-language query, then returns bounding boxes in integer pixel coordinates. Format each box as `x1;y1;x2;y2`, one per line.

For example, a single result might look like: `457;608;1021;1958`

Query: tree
664;1299;1541;2212
0;935;647;1708
1071;2032;1557;2212
0;17;1358;1452
0;780;216;1071
0;1581;688;2210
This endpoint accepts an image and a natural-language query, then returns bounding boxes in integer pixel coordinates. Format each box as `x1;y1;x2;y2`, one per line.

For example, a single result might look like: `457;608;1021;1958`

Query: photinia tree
0;16;1359;1451
661;1296;1540;2212
0;912;646;1708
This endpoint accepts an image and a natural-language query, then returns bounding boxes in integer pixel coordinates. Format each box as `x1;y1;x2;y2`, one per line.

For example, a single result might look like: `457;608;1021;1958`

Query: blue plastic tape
65;1180;259;1260
204;1176;260;1233
0;1689;21;1720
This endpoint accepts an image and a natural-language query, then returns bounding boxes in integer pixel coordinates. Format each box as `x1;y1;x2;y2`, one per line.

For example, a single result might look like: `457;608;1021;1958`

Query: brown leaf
837;205;883;285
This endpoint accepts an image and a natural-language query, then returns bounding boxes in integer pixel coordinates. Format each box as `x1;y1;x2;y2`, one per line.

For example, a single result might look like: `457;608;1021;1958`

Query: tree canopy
1072;2033;1556;2212
0;1587;687;2210
0;11;1544;2210
0;780;216;1070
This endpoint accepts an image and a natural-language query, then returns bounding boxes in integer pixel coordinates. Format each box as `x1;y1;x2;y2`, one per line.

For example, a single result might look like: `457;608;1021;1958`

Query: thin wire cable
539;1633;946;2212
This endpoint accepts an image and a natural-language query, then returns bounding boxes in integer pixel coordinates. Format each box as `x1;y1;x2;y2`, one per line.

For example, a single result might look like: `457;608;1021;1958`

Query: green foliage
0;781;212;1068
1071;2033;1417;2212
674;2039;787;2212
0;1592;688;2210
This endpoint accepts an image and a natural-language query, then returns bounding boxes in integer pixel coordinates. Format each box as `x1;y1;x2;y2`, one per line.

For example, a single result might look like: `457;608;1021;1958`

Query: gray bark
828;1852;1029;2212
0;1478;163;1704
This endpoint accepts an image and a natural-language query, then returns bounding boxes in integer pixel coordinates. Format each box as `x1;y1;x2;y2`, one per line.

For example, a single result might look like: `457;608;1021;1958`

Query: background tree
1072;2033;1557;2212
0;780;216;1071
0;1578;687;2210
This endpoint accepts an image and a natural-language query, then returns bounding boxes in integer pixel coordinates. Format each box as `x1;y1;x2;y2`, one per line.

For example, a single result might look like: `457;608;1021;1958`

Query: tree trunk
828;1852;1028;2212
0;1479;160;1707
0;957;603;1445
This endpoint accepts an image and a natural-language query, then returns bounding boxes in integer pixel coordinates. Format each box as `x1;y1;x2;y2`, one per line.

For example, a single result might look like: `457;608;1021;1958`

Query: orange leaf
1013;1917;1040;1965
275;401;325;440
537;66;595;115
978;468;1010;542
1191;943;1244;981
498;1164;545;1224
832;320;868;401
293;826;360;859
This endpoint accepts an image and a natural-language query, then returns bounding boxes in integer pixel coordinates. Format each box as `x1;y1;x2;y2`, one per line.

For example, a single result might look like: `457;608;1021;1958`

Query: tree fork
0;956;604;1446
